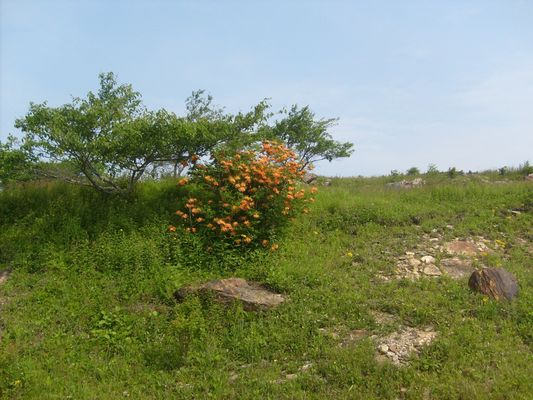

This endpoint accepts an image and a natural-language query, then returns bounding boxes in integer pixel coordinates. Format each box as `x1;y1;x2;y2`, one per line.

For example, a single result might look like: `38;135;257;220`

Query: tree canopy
12;72;354;194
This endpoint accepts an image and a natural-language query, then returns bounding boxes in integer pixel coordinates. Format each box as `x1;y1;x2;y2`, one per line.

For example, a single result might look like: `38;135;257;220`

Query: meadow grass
0;175;532;399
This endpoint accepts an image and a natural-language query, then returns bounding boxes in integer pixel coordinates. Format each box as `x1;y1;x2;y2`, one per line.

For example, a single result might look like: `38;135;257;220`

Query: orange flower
168;225;176;232
178;178;189;186
270;243;279;251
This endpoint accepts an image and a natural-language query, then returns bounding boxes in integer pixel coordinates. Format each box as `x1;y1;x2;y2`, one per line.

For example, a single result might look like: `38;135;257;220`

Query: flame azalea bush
171;141;317;249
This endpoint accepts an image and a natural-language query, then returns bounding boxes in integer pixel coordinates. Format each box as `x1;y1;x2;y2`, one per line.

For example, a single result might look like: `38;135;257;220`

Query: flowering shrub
171;141;317;249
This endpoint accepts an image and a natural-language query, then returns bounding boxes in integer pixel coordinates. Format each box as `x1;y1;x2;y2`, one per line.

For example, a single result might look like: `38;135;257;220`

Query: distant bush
171;141;316;249
406;167;420;175
426;164;439;175
447;167;464;178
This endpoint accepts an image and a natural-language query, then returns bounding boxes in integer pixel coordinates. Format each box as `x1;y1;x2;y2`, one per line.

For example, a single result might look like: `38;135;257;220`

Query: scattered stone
408;258;422;268
423;264;442;276
446;225;454;230
378;344;389;354
323;180;332;186
0;269;10;285
375;327;437;366
421;255;435;264
439;258;474;279
370;310;398;325
174;278;285;311
468;268;519;301
303;172;318;184
386;178;425;189
272;362;314;384
339;329;367;347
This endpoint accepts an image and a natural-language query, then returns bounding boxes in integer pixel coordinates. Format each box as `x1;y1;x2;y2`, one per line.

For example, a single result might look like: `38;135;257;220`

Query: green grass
1;175;532;399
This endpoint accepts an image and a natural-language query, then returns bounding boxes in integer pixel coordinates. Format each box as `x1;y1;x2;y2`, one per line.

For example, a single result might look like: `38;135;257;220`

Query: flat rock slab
445;240;487;256
175;278;285;311
468;268;519;300
440;258;474;279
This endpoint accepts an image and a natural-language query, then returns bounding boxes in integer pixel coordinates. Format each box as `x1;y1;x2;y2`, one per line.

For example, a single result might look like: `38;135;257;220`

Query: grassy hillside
1;174;532;399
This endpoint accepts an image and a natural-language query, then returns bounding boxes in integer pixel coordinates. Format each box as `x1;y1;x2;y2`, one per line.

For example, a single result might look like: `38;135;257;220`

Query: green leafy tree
0;135;34;186
15;73;217;195
264;105;353;169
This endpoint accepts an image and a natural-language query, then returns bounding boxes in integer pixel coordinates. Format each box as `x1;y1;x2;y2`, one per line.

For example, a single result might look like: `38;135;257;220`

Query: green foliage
14;75;352;195
406;166;420;175
14;74;248;195
426;163;439;175
264;105;354;168
0;135;34;186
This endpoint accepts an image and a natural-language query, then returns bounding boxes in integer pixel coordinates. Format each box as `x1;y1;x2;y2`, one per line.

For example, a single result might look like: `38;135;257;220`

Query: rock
175;278;285;311
525;173;533;182
378;344;389;354
408;258;421;268
386;178;425;189
375;327;437;366
303;172;318;184
468;268;519;300
340;329;367;347
445;240;480;256
0;269;10;285
421;255;435;264
423;264;442;276
439;258;474;279
323;180;332;186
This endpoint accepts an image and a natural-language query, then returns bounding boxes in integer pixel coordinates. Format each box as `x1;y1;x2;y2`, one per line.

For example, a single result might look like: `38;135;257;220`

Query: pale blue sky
1;0;532;176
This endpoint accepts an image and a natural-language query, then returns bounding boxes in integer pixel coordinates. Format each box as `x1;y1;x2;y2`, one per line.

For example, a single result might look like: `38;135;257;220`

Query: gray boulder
468;268;519;300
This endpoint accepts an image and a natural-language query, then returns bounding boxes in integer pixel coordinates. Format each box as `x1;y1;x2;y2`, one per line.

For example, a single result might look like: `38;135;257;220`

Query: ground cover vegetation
0;169;532;399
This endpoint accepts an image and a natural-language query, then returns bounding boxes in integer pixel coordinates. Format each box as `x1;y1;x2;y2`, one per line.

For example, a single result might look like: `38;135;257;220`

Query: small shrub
171;142;315;249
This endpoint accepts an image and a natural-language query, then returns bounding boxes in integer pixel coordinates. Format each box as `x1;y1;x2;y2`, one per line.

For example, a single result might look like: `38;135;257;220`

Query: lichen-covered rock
468;268;518;300
175;278;285;311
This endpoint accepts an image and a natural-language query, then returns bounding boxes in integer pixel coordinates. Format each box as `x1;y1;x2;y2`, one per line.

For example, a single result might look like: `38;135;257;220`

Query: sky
1;0;532;176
